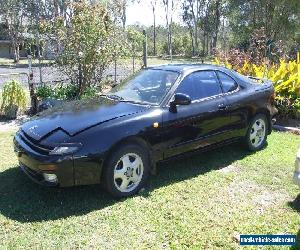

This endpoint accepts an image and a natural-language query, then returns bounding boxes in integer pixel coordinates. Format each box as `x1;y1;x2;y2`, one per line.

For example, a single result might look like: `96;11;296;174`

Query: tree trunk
194;0;199;55
194;28;198;55
78;63;83;95
132;44;135;73
168;25;173;60
252;0;256;28
169;28;172;56
202;32;206;56
122;3;126;29
169;9;173;61
13;43;20;63
152;6;156;56
206;34;209;55
212;34;217;50
265;0;275;38
212;0;221;49
143;30;148;67
163;0;173;60
190;29;195;56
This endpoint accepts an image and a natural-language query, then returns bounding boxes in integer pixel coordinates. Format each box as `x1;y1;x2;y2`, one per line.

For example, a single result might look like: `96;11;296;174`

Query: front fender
71;108;163;185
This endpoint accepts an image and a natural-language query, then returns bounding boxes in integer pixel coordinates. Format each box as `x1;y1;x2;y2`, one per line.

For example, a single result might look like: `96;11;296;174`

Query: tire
102;144;150;198
245;114;268;151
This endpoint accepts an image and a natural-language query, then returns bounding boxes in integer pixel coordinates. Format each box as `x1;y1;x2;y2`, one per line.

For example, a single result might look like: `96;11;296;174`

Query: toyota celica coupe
14;64;277;197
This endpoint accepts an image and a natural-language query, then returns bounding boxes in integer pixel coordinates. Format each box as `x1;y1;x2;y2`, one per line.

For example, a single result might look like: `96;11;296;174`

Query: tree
182;0;202;56
111;0;137;29
212;0;221;49
150;0;158;55
111;0;128;28
127;27;144;72
226;0;300;50
0;0;26;62
162;0;177;59
41;2;126;95
182;0;222;56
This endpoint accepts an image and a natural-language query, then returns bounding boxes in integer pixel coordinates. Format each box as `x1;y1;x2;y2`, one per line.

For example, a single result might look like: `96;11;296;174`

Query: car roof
149;63;229;74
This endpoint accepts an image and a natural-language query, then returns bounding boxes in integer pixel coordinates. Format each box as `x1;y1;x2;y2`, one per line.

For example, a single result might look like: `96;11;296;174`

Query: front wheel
103;144;150;198
245;114;268;151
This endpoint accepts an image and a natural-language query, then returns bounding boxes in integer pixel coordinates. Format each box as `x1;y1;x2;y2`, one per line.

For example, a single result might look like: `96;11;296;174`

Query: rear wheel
245;114;268;151
103;144;150;198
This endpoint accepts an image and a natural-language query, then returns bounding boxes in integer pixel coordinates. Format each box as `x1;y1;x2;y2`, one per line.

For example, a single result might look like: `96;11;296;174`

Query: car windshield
107;69;179;105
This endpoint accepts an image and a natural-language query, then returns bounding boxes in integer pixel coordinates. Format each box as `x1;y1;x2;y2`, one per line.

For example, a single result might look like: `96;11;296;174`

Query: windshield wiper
101;94;152;105
101;94;124;101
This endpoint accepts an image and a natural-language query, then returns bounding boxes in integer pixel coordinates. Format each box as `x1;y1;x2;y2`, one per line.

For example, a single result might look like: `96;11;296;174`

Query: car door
216;70;249;138
162;70;232;159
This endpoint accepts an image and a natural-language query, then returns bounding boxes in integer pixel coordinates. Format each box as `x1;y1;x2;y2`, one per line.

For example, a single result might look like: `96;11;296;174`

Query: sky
126;1;182;27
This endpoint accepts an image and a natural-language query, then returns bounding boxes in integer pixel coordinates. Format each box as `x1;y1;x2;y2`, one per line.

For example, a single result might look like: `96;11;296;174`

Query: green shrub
275;97;299;118
54;84;79;100
35;85;54;99
0;80;27;113
36;84;97;101
81;86;98;100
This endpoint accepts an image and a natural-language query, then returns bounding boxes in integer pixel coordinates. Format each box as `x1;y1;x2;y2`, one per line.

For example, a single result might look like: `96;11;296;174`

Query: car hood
21;97;149;141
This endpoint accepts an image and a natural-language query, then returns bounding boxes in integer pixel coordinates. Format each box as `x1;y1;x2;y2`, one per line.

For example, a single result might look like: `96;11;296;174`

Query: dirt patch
217;164;241;174
227;180;290;214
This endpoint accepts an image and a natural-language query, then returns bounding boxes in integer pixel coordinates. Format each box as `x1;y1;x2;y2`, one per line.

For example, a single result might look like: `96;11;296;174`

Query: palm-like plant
1;80;27;118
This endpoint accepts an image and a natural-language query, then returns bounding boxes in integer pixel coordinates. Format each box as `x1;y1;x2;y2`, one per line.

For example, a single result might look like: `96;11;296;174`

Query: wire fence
0;59;144;92
0;73;29;88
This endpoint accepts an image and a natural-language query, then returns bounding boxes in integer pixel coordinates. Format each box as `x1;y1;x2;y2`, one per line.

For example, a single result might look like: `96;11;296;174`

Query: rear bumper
293;171;300;187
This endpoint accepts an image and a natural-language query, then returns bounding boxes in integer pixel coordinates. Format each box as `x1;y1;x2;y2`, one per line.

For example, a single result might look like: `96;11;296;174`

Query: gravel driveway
0;64;133;88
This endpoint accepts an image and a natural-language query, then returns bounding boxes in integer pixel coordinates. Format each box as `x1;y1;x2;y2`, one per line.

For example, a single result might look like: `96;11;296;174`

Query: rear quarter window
216;71;239;93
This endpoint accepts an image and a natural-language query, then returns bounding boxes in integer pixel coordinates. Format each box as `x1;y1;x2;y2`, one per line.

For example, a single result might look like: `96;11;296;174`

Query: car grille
18;130;54;155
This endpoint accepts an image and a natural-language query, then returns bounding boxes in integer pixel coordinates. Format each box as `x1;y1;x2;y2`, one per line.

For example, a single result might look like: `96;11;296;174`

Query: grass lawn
0;130;299;249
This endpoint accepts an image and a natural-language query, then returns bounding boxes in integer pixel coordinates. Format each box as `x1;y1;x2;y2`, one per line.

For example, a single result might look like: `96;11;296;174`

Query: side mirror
169;93;191;112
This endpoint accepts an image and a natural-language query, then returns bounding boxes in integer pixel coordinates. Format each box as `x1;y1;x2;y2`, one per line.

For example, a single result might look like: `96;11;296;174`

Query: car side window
217;71;238;93
175;71;222;101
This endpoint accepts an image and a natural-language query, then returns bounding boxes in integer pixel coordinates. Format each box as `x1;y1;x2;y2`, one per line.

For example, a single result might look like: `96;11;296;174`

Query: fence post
114;53;117;85
143;30;148;68
78;51;83;94
37;35;43;86
28;55;37;114
132;54;135;73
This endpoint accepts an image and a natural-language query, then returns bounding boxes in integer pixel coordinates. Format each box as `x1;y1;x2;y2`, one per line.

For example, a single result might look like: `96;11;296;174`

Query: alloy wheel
113;153;144;193
249;118;266;148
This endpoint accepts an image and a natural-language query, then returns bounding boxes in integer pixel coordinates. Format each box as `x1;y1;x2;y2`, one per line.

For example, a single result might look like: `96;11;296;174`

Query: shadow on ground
0;144;249;223
288;195;300;249
288;194;300;213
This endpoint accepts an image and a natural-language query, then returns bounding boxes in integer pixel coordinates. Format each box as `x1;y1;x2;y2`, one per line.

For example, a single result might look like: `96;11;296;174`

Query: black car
14;64;277;197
